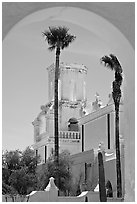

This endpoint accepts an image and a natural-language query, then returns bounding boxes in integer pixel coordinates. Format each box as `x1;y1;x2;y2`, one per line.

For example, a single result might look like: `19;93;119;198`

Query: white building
32;62;123;163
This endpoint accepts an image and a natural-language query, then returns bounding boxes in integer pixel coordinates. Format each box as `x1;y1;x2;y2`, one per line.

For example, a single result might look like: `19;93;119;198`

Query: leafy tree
3;150;21;170
2;182;17;202
2;181;16;195
36;150;72;195
42;27;76;174
2;168;11;186
9;167;37;195
2;150;22;194
100;54;123;198
20;146;40;174
2;146;40;197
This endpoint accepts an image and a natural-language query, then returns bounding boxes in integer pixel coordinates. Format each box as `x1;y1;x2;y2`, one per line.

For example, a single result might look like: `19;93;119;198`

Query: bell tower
32;62;88;162
47;62;87;103
47;62;88;130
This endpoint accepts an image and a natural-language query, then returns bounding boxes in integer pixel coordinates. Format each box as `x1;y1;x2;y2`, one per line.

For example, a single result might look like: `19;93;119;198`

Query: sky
2;6;117;151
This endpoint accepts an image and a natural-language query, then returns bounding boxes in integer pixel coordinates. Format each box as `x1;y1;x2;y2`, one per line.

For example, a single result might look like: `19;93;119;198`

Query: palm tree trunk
115;103;122;198
54;47;60;190
54;47;60;165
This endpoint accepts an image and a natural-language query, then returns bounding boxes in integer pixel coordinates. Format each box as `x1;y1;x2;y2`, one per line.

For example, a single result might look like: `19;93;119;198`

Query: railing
36;131;80;142
59;131;80;140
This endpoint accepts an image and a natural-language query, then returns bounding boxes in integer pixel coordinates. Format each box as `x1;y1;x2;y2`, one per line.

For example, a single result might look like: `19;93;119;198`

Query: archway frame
2;2;135;201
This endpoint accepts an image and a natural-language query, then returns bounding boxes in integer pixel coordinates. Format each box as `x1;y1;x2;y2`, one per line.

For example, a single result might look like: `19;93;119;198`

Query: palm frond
49;26;69;40
100;55;114;70
42;31;56;46
61;34;76;49
42;26;76;51
100;54;123;73
110;54;122;73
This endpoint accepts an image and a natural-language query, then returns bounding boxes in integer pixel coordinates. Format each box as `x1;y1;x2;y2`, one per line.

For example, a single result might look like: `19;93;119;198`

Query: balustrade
59;131;80;139
36;131;80;142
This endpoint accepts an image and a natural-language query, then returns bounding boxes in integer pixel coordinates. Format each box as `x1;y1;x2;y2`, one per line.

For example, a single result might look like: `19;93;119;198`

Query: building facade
32;62;123;164
32;63;87;162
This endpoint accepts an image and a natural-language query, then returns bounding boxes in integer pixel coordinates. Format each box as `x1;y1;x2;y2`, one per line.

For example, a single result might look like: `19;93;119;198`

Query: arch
3;4;135;201
2;2;134;48
68;118;79;131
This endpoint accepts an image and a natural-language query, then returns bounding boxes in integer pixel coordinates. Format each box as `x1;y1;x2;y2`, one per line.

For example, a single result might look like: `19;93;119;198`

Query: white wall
84;115;107;150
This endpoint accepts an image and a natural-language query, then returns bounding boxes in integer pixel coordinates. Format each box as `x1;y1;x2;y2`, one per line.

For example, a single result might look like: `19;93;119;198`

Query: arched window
68;118;79;131
85;196;88;202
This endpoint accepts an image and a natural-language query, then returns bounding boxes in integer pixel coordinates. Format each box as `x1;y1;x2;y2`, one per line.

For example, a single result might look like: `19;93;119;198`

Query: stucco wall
82;108;123;151
84;115;108;150
70;147;125;197
70;149;94;187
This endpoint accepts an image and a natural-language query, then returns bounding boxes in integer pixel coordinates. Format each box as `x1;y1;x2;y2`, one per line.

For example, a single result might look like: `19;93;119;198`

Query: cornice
79;104;115;125
46;62;88;74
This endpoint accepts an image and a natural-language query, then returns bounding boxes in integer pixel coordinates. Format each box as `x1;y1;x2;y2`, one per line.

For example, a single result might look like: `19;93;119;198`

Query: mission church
32;62;123;163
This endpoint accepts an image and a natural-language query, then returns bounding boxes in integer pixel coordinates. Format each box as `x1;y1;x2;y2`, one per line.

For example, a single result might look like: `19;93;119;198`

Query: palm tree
100;54;123;198
42;26;76;181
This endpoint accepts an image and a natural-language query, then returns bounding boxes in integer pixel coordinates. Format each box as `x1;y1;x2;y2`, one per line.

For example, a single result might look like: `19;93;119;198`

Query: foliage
36;150;72;195
2;181;16;195
9;167;37;195
2;168;11;185
2;181;17;202
100;54;122;73
2;146;39;196
2;150;21;170
20;146;40;174
42;26;76;52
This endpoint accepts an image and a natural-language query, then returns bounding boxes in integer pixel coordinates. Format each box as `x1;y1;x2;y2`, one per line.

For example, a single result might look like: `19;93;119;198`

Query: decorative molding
59;99;87;108
46;62;88;74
